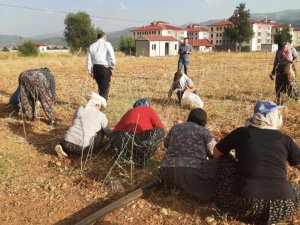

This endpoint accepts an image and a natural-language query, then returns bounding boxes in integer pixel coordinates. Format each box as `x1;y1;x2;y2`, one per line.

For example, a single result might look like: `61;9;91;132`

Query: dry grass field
0;51;300;225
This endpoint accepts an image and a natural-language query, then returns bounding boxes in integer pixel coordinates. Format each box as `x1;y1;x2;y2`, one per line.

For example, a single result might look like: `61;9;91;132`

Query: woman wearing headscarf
18;68;56;124
271;41;299;104
55;92;112;158
213;100;300;224
160;108;217;200
168;72;198;104
111;99;165;167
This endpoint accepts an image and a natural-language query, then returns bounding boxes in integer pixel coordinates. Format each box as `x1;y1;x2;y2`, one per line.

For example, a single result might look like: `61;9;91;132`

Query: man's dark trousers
93;64;112;100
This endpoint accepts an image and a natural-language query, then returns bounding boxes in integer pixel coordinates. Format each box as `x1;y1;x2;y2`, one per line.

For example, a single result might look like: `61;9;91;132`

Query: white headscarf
85;92;107;109
245;109;283;130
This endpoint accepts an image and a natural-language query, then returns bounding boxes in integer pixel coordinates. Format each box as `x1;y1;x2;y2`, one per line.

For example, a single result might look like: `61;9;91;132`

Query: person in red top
112;99;165;167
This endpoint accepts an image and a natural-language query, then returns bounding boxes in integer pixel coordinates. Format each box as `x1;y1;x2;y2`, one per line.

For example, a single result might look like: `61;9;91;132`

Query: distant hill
0;35;26;47
107;27;135;48
251;9;300;28
251;9;300;22
0;34;67;47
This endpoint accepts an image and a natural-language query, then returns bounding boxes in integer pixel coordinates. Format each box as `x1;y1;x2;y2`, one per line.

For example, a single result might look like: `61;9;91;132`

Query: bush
18;41;38;56
295;46;300;51
241;46;250;52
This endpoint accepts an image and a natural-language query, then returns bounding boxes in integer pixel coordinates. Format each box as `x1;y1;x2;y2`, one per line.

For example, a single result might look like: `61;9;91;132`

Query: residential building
188;39;214;52
132;21;186;41
292;28;300;47
207;20;235;51
35;43;48;52
135;35;179;57
207;18;299;52
185;24;209;40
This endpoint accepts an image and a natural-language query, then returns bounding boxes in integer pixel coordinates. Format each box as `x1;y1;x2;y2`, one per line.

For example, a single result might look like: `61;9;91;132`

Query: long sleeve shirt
64;106;112;148
86;39;116;73
113;106;165;134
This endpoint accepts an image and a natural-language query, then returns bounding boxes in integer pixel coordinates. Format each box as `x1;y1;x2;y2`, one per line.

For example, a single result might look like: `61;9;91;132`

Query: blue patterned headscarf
133;98;150;108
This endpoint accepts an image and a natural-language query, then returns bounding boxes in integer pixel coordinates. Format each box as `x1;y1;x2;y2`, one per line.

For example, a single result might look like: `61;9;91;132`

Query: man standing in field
178;38;192;75
87;31;116;101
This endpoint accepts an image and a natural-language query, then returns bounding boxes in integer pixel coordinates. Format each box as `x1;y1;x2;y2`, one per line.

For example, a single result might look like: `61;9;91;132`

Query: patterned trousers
215;155;300;224
111;128;165;167
19;69;55;121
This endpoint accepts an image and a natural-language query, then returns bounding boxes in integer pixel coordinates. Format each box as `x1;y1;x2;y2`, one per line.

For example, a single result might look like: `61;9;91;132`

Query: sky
1;0;300;37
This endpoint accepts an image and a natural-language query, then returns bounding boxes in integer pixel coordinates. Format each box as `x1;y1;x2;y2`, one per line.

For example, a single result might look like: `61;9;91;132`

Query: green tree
119;35;135;55
18;41;38;56
225;3;254;51
64;11;98;54
273;25;292;44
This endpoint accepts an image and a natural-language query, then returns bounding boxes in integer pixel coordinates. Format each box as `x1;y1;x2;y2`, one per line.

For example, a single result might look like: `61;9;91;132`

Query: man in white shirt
87;32;116;100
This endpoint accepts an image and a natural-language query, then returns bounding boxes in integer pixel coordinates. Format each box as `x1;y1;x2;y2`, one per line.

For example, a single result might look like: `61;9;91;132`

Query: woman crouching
213;101;300;224
55;92;112;158
160;108;218;200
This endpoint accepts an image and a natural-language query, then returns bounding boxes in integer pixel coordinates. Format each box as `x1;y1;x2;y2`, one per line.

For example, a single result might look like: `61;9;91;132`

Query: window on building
267;32;271;37
158;31;160;34
258;39;261;43
211;34;213;38
211;27;213;32
175;44;177;50
258;32;261;36
220;40;222;44
217;27;219;31
216;33;218;37
152;44;156;50
220;33;222;37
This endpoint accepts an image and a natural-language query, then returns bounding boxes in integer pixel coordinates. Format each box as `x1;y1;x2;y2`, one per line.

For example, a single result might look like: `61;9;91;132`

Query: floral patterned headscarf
133;98;150;108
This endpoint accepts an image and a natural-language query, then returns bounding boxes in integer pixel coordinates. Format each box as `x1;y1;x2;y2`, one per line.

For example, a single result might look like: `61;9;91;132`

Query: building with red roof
34;43;48;52
135;35;179;57
185;24;209;40
189;39;214;52
207;18;299;51
132;21;186;41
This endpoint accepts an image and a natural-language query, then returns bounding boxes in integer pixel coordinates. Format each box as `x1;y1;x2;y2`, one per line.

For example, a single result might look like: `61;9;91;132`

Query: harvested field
0;51;300;225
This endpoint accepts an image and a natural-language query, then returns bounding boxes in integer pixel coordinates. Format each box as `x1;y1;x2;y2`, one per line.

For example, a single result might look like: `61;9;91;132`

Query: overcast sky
1;0;300;37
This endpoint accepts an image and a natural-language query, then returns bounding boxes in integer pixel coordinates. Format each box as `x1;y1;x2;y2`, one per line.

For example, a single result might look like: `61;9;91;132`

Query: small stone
55;161;62;167
31;188;37;193
205;216;215;224
153;214;159;219
131;204;136;209
49;186;56;191
160;208;168;216
61;183;68;189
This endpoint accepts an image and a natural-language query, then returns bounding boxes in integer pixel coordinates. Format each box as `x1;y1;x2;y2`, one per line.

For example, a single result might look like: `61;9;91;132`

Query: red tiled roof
185;25;209;32
207;20;232;26
139;35;179;41
132;21;184;31
189;39;214;47
208;18;258;26
294;28;300;32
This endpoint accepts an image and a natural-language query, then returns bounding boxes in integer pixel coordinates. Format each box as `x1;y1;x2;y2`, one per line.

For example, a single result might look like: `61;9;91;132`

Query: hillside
0;35;26;47
107;27;135;48
251;9;300;22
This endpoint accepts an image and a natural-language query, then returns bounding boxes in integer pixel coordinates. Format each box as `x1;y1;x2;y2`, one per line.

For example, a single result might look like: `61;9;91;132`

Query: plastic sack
181;91;204;109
